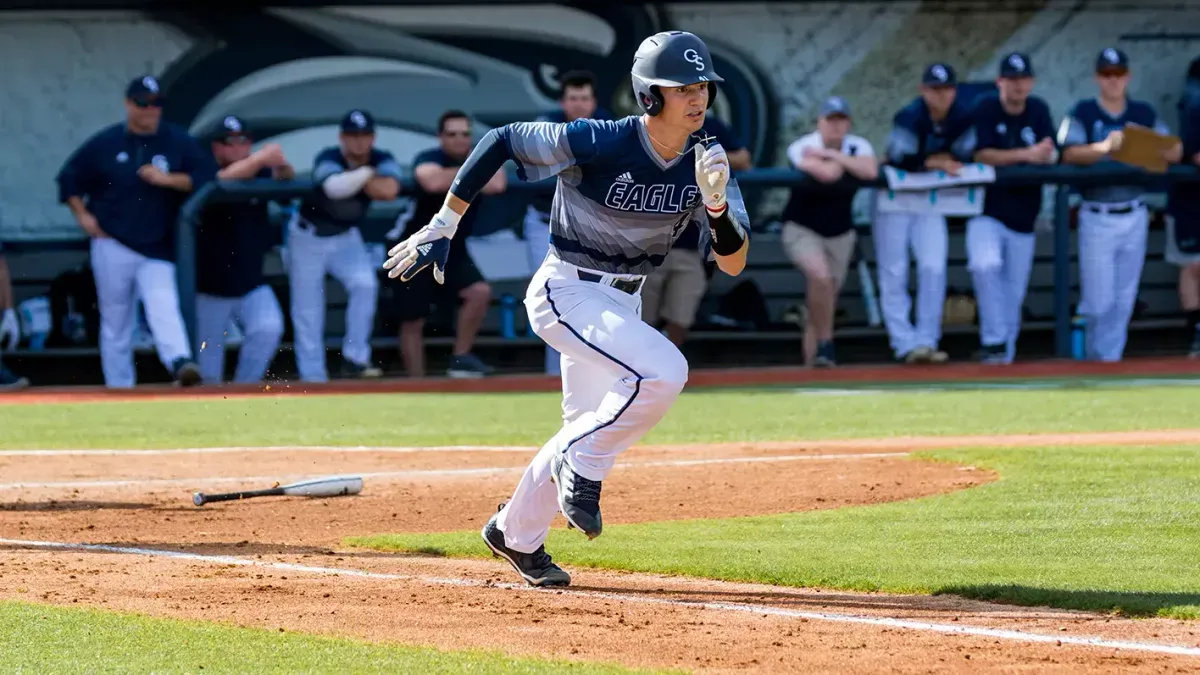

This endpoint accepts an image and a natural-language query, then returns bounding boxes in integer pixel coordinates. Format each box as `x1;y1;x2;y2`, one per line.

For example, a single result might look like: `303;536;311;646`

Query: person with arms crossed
1059;48;1181;362
527;71;613;374
641;113;752;347
55;75;211;388
289;109;398;382
782;96;877;367
0;245;28;390
194;115;290;384
384;31;749;588
877;63;975;364
386;110;504;378
966;53;1056;365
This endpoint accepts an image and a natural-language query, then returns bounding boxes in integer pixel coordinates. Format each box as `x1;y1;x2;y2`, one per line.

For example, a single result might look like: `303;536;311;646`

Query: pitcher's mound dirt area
1;435;1198;674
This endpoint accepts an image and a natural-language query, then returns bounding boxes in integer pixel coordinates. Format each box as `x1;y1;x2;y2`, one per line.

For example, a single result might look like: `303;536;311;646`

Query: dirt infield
2;430;1200;673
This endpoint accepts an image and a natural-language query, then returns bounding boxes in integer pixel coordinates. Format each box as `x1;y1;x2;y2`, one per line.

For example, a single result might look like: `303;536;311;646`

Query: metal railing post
176;181;220;359
1053;185;1073;358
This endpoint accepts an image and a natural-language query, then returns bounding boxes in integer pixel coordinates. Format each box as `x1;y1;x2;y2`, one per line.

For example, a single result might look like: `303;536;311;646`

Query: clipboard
1110;123;1181;173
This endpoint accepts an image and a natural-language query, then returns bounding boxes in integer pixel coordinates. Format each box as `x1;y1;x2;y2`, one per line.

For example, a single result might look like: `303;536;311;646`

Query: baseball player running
878;63;975;364
1060;48;1181;362
967;53;1056;365
384;31;749;587
288;110;399;381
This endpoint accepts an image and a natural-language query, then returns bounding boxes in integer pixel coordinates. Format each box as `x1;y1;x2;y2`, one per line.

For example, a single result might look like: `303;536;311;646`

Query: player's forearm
447;127;515;206
323;166;375;199
162;173;194;192
923;153;958;171
363;176;400;201
415;166;458;194
839;156;879;180
707;205;748;276
727;148;752;172
1061;144;1110;166
66;196;90;220
714;238;748;276
974;148;1031;167
217;155;269;180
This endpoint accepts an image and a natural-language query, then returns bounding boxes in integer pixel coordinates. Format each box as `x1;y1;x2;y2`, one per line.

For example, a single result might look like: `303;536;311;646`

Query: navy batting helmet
630;31;724;116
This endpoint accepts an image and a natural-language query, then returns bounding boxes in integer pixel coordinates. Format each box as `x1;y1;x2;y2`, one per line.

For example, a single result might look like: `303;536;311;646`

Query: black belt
577;270;643;295
1085;201;1142;215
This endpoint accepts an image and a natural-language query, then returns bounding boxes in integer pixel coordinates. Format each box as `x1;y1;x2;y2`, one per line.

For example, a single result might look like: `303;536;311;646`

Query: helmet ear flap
634;81;663;116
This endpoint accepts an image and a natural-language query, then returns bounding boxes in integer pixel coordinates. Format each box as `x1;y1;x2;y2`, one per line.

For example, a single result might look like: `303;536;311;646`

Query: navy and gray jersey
529;107;615;217
501;115;750;276
885;97;976;171
1059;98;1166;204
972;93;1056;234
297;146;403;236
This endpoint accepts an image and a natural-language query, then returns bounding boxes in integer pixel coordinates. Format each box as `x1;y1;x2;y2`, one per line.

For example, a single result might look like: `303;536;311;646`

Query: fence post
1053;184;1072;358
176;181;220;360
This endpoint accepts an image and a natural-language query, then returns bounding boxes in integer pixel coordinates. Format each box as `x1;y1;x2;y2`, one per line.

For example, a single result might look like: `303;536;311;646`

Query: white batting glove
0;308;19;351
694;143;730;214
383;205;460;283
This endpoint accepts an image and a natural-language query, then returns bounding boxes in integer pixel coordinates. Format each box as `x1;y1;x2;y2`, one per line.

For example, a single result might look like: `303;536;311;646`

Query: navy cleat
172;358;202;387
481;506;571;587
550;453;603;539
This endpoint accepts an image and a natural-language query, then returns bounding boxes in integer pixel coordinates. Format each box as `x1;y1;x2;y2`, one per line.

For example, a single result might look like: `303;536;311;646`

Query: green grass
351;444;1200;619
2;384;1199;449
0;601;660;674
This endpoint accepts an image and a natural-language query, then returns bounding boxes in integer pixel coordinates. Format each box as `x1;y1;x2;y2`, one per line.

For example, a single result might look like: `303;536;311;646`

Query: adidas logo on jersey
615;172;634;183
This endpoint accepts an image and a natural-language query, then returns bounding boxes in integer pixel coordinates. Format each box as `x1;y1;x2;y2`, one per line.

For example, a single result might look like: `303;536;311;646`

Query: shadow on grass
937;584;1200;618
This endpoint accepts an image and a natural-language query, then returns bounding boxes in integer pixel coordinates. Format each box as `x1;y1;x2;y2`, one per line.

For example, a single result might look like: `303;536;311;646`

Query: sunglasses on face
220;136;252;145
1097;69;1128;79
131;97;163;109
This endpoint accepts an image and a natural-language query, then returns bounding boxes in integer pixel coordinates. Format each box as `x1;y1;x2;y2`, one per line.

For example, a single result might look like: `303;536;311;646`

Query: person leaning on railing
780;96;877;368
0;244;29;390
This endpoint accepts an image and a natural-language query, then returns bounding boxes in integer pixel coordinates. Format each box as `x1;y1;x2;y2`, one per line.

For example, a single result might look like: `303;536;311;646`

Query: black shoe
341;358;383;379
550;453;603;539
977;343;1008;365
0;364;29;391
447;353;494;379
813;340;837;368
172;359;202;387
481;506;571;587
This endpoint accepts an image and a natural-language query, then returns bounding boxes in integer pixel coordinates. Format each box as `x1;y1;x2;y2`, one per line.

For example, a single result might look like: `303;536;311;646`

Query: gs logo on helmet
683;48;705;71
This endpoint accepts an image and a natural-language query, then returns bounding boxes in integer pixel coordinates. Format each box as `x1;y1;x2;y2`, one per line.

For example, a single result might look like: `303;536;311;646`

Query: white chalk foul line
1;537;1197;658
0;445;535;457
0;453;909;491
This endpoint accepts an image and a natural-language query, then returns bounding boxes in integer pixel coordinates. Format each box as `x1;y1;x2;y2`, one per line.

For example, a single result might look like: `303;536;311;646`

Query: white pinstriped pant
1076;202;1148;362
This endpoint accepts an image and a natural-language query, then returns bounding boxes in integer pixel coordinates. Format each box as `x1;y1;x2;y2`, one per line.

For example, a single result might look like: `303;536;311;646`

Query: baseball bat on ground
192;475;363;507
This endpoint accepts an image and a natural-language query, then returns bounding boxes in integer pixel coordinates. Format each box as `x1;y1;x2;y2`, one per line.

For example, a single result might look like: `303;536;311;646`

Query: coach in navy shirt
194;115;291;385
966;52;1056;365
642;115;751;348
55;75;213;388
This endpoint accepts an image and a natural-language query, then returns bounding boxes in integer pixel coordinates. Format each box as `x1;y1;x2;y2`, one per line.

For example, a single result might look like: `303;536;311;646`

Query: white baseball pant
90;237;192;388
1076;202;1148;362
495;253;688;554
871;211;948;358
966;215;1036;363
286;223;378;382
195;285;284;384
523;205;562;376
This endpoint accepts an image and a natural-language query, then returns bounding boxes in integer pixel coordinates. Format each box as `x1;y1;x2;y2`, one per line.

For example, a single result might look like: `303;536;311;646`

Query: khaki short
781;222;857;291
641;248;708;329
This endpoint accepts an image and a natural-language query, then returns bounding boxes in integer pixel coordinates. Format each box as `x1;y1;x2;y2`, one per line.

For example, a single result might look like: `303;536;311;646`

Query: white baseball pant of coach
195;285;284;384
1076;201;1148;362
871;211;948;358
966;215;1036;363
496;253;688;554
522;205;562;376
90;237;192;388
286;220;379;382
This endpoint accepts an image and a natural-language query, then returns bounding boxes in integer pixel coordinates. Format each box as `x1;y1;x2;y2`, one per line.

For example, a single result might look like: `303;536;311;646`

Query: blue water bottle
500;294;517;339
1071;315;1087;360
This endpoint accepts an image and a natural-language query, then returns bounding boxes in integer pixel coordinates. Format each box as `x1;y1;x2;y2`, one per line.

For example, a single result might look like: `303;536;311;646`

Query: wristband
708;208;745;256
433;204;462;232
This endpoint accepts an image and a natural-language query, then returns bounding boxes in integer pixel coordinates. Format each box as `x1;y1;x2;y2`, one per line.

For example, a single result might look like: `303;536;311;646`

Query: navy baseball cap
340;109;376;134
819;96;851;118
1096;47;1130;73
922;63;957;87
214;115;251;142
999;52;1035;78
125;75;165;106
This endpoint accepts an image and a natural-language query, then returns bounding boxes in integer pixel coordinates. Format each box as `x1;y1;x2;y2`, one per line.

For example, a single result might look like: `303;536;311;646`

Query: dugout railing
175;163;1200;362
